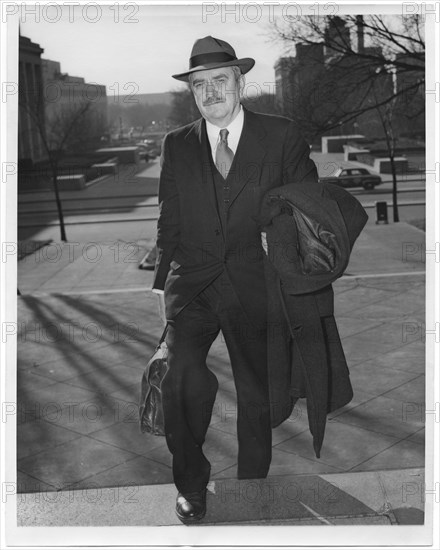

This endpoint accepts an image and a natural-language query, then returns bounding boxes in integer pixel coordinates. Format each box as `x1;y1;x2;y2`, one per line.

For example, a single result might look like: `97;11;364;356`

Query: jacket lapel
181;108;268;219
184;118;223;231
228;108;267;208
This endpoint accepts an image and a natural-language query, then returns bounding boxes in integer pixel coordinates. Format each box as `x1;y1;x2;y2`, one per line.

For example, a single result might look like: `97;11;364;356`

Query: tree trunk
51;164;67;242
381;115;399;223
390;154;399;222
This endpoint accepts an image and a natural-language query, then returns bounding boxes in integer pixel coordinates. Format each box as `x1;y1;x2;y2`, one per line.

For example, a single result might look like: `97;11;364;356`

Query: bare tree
19;89;93;241
271;14;425;138
370;70;400;221
107;101;170;137
168;87;200;128
242;92;281;115
271;14;425;221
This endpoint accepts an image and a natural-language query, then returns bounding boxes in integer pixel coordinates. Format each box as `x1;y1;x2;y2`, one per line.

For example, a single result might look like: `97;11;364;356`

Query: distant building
323;15;350;61
394;52;425;139
19;34;108;163
275;43;324;119
274;57;294;113
18;34;110;194
18;35;47;167
41;59;108;151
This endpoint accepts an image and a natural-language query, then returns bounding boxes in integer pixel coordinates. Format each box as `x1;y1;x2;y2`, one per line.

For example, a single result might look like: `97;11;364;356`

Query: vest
206;137;239;233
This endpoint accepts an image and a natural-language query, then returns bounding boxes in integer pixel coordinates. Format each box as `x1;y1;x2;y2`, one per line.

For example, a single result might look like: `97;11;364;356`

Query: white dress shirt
205;104;244;160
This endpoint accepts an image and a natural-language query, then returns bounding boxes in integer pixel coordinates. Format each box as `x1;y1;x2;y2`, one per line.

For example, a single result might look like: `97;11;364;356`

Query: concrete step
16;468;424;527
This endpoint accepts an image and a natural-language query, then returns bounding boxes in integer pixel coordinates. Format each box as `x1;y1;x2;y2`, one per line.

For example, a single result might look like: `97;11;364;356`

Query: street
18;157;426;243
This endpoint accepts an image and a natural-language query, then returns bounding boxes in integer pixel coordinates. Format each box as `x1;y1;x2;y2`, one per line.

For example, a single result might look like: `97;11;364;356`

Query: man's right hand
157;293;167;326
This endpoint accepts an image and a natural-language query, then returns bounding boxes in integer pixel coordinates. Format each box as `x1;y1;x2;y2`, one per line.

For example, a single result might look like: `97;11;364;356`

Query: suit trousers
162;270;272;494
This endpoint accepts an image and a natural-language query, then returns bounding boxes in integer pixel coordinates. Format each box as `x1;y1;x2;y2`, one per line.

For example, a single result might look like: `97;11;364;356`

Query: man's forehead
191;67;235;82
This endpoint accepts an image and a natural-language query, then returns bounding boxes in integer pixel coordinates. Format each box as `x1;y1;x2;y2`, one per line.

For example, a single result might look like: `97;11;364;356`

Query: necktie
215;128;234;179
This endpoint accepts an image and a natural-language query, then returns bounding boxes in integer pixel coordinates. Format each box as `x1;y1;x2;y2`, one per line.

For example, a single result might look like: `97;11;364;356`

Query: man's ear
239;74;246;97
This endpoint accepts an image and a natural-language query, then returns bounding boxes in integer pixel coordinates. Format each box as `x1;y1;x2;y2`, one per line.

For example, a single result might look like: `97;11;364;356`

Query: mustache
202;97;225;107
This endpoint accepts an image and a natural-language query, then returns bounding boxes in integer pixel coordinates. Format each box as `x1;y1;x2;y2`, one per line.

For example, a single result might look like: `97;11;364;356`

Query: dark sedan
319;167;382;190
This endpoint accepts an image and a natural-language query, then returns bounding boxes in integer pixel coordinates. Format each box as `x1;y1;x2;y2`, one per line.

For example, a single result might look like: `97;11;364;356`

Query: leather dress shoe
175;490;207;523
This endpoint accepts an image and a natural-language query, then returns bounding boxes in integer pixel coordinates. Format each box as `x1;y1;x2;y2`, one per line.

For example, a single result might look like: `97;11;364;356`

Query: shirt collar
205;105;244;152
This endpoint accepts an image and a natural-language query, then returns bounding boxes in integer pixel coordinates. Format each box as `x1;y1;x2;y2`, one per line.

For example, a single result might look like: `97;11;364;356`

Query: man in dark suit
152;36;318;523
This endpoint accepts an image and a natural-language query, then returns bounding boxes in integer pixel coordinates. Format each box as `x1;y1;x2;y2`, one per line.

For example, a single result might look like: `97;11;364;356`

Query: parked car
135;143;151;162
319;167;382;190
141;139;162;158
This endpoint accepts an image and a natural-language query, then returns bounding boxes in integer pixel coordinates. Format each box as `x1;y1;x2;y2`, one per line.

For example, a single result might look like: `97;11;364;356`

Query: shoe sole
175;509;206;524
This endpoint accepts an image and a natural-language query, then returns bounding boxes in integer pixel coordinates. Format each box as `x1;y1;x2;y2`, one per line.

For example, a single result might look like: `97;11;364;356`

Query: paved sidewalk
16;222;426;295
17;468;424;526
14;203;426;525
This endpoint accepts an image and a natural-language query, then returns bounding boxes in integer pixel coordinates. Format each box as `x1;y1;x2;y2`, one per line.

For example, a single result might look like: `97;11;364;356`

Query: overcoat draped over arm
258;181;368;458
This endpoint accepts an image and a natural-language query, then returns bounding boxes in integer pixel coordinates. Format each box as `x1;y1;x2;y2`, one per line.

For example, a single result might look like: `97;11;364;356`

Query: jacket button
215;229;220;236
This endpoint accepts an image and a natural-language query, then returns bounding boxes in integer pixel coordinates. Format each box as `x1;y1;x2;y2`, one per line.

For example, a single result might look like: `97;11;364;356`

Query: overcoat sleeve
282;122;318;185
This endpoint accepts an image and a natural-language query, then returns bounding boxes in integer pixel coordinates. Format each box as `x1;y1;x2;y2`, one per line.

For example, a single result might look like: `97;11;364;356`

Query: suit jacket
153;107;318;321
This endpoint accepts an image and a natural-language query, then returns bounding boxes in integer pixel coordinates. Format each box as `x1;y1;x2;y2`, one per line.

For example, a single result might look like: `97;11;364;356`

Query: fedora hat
172;36;255;82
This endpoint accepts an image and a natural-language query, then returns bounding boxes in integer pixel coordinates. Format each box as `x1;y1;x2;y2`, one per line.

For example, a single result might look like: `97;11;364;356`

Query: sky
20;3;293;95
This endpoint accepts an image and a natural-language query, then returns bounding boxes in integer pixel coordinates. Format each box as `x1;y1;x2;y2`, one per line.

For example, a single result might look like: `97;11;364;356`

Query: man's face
190;66;244;126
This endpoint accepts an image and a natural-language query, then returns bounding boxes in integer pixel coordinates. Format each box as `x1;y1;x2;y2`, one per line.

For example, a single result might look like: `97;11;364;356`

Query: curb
17;468;424;527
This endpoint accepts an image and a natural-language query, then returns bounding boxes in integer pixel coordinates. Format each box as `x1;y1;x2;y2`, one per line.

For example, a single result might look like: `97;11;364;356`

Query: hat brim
172;58;255;82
